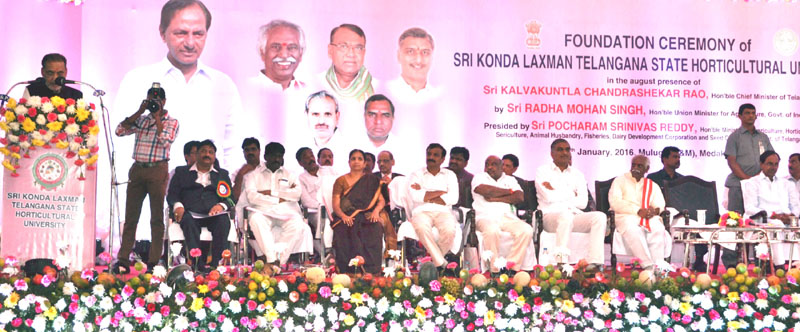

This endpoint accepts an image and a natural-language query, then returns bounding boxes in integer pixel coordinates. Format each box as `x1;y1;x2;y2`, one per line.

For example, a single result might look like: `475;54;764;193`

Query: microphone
22;77;45;85
55;77;77;86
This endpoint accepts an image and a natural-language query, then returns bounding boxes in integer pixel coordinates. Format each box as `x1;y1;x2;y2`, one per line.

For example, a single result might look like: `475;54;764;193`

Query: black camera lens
146;99;160;112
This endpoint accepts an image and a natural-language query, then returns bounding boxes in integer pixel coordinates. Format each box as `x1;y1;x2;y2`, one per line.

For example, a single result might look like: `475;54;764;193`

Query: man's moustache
272;56;297;64
427;159;435;163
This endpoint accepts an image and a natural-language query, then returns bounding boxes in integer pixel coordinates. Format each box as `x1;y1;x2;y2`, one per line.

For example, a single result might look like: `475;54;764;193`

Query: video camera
146;82;166;112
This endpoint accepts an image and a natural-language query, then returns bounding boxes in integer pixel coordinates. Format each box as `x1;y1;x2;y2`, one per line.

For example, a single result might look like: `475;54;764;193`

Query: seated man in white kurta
743;151;800;267
609;155;668;271
472;156;533;272
243;142;312;267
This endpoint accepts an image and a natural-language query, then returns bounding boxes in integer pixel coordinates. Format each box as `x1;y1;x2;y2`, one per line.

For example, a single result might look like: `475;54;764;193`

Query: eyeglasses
330;43;365;53
268;43;301;53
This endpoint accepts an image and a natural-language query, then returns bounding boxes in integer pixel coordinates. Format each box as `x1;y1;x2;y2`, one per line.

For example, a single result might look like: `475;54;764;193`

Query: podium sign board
1;149;96;271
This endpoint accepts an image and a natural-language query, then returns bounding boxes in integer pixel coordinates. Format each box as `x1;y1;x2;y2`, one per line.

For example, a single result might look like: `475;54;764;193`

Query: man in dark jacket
167;140;234;272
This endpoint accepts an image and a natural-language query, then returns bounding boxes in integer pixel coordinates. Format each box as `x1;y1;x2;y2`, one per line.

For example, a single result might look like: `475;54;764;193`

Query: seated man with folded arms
409;143;460;270
536;139;606;271
743;151;800;268
609;155;669;272
296;147;324;259
473;156;533;272
167;140;232;272
244;142;312;270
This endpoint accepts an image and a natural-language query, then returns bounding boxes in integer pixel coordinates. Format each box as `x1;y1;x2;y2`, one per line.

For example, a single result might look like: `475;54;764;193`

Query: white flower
63;282;77;296
504;303;518;316
777;307;790;319
8;122;19;131
0;284;13;296
276;300;288;313
756;299;769;310
228;300;241;314
174;316;189;331
144;292;157;303
57;113;67;122
493;256;508;271
69;141;81;152
758;279;770;290
158;283;172;298
43;131;54;141
19;141;31;149
152;265;167;279
418;298;432;308
209;300;221;313
149;312;163;327
7;135;18;143
221;319;235;332
76;99;87;109
93;284;105;296
410;285;424;297
474;300;488;317
195;308;206;320
86;135;98;147
66;105;76;115
35;114;46;125
774;321;786;331
14;105;27;116
625;312;641;323
41;103;54;114
17;298;30;311
64;123;80;135
376;297;390;314
31;316;46;332
437;303;451;315
32;131;43;141
278;280;288;293
482;250;494;262
55;298;67;311
383;266;396;278
183;270;194;281
53;316;66;332
0;310;15;324
355;306;370;318
27;96;42;108
724;309;737;320
99;297;114;311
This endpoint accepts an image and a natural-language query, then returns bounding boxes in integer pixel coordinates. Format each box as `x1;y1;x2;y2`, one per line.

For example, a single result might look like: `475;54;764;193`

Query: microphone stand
70;80;124;275
0;81;33;110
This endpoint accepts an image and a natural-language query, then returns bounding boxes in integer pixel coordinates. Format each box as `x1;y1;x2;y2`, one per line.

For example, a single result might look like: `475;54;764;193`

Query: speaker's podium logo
525;20;542;49
32;153;68;190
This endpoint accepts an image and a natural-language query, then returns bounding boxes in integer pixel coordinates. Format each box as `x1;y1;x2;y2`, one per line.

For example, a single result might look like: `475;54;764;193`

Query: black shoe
112;262;130;274
692;261;708;272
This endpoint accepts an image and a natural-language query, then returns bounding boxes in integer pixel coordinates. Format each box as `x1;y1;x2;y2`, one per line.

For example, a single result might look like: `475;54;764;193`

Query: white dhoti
476;214;533;271
543;211;606;265
616;214;669;268
249;206;313;264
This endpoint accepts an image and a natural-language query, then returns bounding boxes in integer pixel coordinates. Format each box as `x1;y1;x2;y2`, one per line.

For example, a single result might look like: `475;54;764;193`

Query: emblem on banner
32;153;68;190
774;28;799;57
525;20;542;49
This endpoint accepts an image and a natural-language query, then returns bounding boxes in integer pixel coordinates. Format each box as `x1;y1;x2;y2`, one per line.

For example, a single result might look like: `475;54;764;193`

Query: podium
0;96;99;271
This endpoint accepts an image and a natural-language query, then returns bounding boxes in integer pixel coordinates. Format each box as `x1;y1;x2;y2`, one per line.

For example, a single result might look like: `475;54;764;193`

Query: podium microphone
55;77;77;86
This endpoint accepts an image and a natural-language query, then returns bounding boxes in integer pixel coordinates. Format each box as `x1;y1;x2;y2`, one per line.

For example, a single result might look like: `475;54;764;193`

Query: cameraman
113;84;179;274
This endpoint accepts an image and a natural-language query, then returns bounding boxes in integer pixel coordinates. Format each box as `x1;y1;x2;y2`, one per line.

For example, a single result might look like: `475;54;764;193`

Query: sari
332;173;385;274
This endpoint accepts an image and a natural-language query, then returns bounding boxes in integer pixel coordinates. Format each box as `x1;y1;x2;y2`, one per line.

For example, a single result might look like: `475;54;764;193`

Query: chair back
663;175;719;223
527;180;539;211
594;177;616;214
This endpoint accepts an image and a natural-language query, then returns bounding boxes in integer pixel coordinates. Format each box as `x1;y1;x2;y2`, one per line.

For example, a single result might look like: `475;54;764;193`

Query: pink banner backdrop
2;0;800;245
1;149;97;270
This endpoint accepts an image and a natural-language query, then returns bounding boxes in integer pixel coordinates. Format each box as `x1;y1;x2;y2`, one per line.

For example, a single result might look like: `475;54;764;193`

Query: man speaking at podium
22;53;83;100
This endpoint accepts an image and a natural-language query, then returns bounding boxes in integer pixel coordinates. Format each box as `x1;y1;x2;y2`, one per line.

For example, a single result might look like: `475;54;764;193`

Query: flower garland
0;96;99;180
1;256;800;332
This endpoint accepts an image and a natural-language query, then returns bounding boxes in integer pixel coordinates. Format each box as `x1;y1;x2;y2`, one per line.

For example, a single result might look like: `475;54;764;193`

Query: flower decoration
0;97;98;179
719;211;752;227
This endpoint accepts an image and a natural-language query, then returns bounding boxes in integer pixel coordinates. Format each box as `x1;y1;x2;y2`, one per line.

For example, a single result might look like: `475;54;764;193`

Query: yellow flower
728;292;739;303
56;140;69;149
50;96;65;108
78;148;90;156
32;139;45;147
343;314;355;326
679;302;692;315
0;148;8;156
350;293;364;305
10;153;20;159
415;306;426;321
197;284;209;294
4;111;14;122
4;292;19;308
727;320;741;330
0;122;7;132
190;297;204;312
332;284;343;294
46;121;63;132
393;289;401;298
601;292;611;304
86;154;99;165
562;300;574;311
76;108;90;121
266;308;279;321
515;295;526;306
485;310;496;325
22;118;36;132
264;300;273;309
444;293;455;305
44;306;58;320
728;211;740;219
2;160;14;171
6;98;16;109
90;125;99;135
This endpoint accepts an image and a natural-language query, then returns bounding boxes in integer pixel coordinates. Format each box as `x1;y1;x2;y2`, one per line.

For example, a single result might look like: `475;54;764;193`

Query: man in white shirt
255;19;306;91
743;151;800;267
472;156;533;272
387;27;441;104
408;143;460;268
295;147;324;259
787;153;800;195
363;94;395;149
536;139;606;270
243;142;312;268
609;155;668;271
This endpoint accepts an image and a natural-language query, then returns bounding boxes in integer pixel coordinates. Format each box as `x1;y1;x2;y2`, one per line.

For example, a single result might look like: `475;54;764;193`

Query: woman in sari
332;149;386;274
